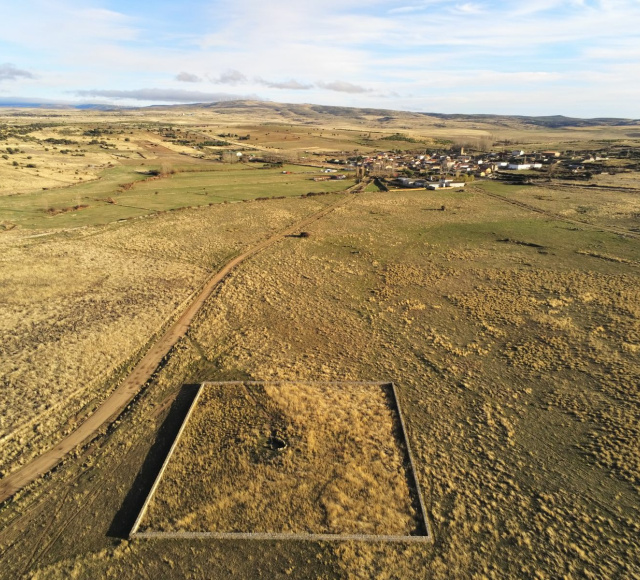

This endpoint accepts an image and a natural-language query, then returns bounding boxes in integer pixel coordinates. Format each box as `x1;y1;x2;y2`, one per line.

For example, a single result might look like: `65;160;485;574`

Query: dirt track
0;193;354;504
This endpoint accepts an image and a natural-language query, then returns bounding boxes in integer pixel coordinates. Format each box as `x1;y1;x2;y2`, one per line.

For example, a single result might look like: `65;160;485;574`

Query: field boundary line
132;531;430;543
474;184;640;239
390;382;432;542
129;384;204;536
129;380;432;543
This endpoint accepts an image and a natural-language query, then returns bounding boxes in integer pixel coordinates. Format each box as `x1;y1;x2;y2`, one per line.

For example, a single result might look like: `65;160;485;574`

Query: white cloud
210;70;248;85
317;81;371;93
0;3;139;49
388;1;449;15
0;63;35;81
453;3;484;14
75;88;259;103
175;72;201;83
256;78;313;90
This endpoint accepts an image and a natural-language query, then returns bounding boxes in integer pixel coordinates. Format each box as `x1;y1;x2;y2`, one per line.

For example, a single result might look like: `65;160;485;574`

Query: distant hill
1;97;638;128
164;100;439;127
423;112;640;128
168;100;640;129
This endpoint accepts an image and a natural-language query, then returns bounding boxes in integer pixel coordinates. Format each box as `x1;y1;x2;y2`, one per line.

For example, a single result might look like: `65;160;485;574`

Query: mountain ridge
1;97;638;128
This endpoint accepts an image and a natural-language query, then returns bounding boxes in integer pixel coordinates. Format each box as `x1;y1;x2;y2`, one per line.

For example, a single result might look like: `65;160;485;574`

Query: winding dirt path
0;193;354;504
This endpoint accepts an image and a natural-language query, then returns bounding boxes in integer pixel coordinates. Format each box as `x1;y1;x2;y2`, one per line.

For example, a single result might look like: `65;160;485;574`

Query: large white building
427;179;466;190
506;163;543;170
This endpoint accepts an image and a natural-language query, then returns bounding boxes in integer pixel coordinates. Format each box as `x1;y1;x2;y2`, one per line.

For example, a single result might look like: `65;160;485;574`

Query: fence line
129;381;432;542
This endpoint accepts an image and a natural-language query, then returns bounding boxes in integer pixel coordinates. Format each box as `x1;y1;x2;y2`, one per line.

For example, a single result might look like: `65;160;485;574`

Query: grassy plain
0;161;354;229
0;193;344;476
0;103;638;578
0;183;636;578
477;179;640;236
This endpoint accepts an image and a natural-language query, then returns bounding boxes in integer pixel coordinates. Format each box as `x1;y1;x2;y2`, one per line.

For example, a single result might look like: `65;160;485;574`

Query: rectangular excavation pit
130;381;431;542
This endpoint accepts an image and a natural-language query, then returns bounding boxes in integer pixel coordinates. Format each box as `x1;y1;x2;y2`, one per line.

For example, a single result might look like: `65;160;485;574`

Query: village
151;124;630;192
316;146;618;190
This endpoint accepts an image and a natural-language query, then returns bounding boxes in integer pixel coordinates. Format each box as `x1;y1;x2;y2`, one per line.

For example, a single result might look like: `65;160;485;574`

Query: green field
0;163;355;229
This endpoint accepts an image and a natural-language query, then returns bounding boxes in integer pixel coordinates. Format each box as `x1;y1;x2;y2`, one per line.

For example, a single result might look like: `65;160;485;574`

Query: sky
0;0;639;117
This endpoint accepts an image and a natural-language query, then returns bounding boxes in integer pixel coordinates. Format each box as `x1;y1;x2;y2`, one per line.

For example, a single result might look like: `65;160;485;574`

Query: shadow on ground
107;384;200;538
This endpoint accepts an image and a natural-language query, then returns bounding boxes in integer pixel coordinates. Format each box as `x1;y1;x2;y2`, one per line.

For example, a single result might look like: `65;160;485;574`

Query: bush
380;133;418;143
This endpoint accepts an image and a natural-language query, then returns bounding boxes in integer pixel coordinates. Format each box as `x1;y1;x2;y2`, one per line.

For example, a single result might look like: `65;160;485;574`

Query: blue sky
0;0;638;117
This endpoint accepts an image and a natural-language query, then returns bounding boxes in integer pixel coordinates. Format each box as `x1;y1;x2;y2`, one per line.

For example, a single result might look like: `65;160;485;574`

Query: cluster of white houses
318;146;601;189
355;149;563;177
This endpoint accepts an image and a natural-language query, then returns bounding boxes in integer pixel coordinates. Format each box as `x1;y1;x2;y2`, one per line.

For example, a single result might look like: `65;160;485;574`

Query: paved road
0;194;353;504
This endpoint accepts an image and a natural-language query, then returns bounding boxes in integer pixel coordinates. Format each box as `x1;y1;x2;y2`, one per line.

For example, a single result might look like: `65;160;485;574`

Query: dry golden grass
140;382;419;536
0;232;205;475
182;186;638;577
0;108;638;579
0;195;338;476
2;184;638;579
0;124;143;196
